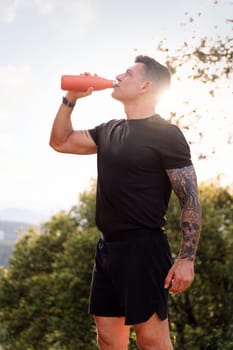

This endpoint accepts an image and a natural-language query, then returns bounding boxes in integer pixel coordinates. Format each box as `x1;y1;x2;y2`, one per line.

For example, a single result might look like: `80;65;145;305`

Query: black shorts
88;229;173;325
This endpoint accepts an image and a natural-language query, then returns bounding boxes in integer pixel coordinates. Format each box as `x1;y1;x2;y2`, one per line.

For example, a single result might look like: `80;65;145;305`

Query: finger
79;87;93;97
164;270;174;289
169;280;178;293
169;277;184;293
86;86;94;95
171;280;191;294
180;280;192;292
171;278;180;291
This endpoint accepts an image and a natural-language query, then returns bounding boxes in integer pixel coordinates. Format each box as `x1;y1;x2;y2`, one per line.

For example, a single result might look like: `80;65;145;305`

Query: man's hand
65;72;94;102
66;86;94;103
164;258;194;294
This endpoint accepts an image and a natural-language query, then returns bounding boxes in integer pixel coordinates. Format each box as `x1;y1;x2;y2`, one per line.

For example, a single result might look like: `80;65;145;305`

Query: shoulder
149;115;188;145
96;118;125;130
151;115;183;134
150;115;192;168
88;118;125;144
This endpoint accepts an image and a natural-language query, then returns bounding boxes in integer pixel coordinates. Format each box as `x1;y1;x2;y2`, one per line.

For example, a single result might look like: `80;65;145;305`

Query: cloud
1;0;54;23
1;0;96;37
44;0;96;34
1;0;20;23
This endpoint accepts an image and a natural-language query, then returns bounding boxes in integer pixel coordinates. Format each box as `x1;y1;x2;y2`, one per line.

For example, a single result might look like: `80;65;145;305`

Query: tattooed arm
164;165;202;293
166;165;202;260
49;90;97;155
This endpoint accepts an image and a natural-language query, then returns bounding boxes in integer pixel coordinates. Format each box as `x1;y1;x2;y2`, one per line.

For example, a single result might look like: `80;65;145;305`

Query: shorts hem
89;311;125;318
89;309;168;326
125;310;168;325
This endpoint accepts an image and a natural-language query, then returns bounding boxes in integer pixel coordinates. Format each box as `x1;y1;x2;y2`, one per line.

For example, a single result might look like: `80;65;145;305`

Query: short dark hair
135;55;171;94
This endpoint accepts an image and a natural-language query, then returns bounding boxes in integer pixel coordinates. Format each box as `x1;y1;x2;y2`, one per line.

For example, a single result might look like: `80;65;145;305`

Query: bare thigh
94;316;130;350
134;313;174;350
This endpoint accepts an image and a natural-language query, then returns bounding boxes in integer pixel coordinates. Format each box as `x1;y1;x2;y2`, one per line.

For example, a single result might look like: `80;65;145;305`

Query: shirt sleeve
88;127;98;144
159;124;193;169
88;119;120;146
88;123;105;145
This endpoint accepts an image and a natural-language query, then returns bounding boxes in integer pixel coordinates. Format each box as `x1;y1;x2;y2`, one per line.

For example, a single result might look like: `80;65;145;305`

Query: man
49;55;201;350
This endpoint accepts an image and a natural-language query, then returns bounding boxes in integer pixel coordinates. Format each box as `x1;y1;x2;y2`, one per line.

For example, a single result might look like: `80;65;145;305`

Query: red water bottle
61;74;118;91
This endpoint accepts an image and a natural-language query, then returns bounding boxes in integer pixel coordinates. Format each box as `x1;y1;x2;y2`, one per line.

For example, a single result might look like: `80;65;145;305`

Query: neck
124;101;156;120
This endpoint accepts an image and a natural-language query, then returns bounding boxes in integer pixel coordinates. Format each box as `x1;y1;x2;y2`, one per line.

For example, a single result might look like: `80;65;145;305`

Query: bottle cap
112;79;119;87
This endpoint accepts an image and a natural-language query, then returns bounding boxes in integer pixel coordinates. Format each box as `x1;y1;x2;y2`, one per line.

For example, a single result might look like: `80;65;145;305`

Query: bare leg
94;316;130;350
134;313;174;350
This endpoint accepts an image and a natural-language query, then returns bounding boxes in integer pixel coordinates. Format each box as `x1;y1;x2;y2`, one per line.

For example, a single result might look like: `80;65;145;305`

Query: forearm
179;204;202;261
166;165;202;262
49;99;75;148
49;89;93;150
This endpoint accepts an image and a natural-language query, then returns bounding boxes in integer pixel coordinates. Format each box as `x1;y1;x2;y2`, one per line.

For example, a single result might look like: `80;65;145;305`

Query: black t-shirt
89;115;192;234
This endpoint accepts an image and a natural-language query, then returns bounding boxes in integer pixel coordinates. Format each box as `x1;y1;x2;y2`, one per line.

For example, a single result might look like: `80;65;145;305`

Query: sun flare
157;78;233;187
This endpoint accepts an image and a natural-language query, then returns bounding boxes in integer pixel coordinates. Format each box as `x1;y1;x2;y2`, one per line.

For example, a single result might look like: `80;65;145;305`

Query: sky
0;0;232;219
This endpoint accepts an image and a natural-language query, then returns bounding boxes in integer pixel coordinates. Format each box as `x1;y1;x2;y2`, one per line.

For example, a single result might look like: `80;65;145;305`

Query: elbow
49;138;64;153
49;137;56;150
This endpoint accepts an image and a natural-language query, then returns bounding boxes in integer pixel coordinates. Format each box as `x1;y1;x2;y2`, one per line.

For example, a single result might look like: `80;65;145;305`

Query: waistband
101;228;165;242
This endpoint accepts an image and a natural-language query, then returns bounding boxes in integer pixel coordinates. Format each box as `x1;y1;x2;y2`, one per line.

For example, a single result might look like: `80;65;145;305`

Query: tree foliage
0;181;233;349
158;35;232;85
157;7;233;85
0;203;99;350
166;184;233;349
156;8;233;161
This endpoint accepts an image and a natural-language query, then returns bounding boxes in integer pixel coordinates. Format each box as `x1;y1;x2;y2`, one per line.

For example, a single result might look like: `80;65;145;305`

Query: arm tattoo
166;165;202;261
80;130;93;140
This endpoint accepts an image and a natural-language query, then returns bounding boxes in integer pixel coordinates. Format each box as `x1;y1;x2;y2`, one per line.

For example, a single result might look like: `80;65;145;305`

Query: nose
116;73;123;81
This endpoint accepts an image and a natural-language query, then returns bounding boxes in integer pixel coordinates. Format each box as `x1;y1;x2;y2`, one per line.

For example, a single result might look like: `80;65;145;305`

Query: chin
111;90;120;101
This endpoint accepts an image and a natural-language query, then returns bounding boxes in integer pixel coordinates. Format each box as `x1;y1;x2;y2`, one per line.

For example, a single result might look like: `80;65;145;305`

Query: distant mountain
0;207;46;267
0;207;47;225
0;240;14;267
0;220;34;242
0;208;49;267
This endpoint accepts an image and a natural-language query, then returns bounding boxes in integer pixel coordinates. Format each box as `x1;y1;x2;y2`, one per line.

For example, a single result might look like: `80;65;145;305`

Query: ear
141;80;153;92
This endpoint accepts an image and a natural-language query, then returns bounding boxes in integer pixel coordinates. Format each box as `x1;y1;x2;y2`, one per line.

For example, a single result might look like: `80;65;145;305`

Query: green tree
166;184;233;349
157;6;232;160
0;182;233;349
0;202;99;349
